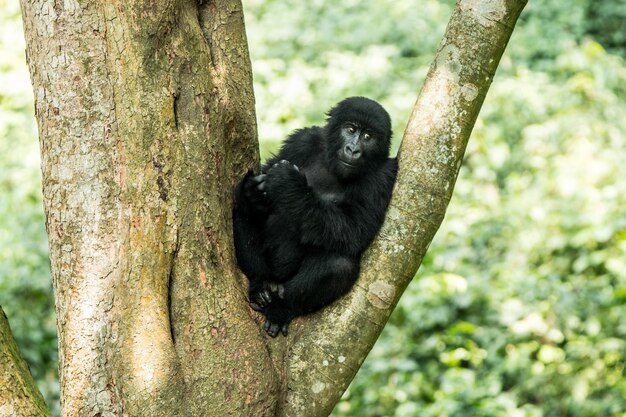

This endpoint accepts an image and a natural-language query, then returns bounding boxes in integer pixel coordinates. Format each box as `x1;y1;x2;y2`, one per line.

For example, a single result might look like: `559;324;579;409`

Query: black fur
233;97;397;337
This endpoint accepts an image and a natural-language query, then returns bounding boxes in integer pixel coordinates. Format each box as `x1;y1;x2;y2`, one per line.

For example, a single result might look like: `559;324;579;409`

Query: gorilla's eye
347;126;356;134
363;132;372;141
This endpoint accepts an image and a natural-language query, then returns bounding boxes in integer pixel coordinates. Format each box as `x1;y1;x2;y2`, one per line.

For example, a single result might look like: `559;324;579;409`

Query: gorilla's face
325;97;392;181
333;123;383;179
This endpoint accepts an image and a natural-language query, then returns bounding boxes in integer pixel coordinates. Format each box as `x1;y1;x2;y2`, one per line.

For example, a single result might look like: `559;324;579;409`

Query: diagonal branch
0;307;51;417
278;0;528;415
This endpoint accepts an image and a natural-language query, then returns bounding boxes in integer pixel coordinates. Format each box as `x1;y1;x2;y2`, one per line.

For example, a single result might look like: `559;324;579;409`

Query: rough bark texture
0;307;51;417
13;0;526;416
20;0;268;416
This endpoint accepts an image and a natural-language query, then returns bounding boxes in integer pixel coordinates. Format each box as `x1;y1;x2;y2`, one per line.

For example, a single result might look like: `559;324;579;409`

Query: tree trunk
20;1;267;415
10;0;526;415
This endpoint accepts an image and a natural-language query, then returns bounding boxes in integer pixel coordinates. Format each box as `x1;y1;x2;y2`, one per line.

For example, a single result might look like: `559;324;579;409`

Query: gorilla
233;97;397;337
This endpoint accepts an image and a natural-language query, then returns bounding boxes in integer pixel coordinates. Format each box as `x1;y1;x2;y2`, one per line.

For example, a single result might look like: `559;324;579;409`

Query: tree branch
0;307;51;417
279;0;528;415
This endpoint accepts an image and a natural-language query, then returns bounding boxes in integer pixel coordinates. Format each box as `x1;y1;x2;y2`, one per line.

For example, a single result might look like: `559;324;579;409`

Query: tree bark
0;307;51;417
12;0;526;416
20;1;267;415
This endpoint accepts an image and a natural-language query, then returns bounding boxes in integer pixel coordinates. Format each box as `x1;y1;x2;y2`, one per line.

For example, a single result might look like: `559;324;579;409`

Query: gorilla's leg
233;213;275;311
263;254;360;336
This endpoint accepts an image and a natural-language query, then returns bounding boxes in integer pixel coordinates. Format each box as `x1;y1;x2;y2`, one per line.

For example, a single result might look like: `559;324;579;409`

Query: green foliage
336;40;626;413
3;0;626;416
320;3;623;417
244;0;454;151
0;0;59;412
585;0;626;57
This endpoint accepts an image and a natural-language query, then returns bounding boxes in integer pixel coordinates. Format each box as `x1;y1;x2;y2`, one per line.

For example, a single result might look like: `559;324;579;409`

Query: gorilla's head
324;97;392;180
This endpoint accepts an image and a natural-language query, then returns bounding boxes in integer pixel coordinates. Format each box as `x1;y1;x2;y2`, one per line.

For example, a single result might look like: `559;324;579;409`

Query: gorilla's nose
343;143;361;160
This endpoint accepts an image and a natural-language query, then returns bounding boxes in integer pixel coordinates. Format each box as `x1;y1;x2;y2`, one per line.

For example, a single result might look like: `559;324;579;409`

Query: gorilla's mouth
339;159;357;168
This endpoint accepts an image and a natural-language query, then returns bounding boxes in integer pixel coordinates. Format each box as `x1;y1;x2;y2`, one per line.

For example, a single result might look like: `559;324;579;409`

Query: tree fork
12;0;527;416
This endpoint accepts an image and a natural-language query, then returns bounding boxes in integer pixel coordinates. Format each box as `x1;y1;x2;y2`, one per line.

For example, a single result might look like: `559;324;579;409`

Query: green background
1;0;625;415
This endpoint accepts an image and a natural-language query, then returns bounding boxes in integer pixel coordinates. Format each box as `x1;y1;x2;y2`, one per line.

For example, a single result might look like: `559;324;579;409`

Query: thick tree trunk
11;0;526;416
20;1;267;415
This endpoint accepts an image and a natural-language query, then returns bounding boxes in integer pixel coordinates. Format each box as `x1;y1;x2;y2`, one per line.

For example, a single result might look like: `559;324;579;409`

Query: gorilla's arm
262;127;323;171
265;161;396;255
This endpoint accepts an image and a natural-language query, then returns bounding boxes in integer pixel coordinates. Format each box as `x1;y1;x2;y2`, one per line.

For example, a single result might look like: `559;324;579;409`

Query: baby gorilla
233;97;397;337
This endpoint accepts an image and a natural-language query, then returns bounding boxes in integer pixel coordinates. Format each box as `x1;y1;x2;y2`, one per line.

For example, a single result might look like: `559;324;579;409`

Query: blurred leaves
244;0;453;150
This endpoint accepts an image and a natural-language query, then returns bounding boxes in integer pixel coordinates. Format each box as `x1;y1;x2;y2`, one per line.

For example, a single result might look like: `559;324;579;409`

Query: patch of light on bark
460;0;507;27
312;381;326;394
367;280;395;309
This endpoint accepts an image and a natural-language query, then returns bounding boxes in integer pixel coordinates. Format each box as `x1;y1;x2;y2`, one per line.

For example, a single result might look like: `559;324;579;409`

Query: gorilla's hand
241;171;270;213
265;160;306;202
249;281;285;311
